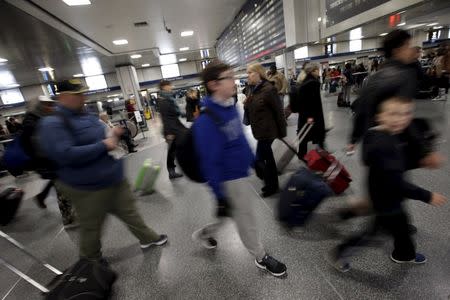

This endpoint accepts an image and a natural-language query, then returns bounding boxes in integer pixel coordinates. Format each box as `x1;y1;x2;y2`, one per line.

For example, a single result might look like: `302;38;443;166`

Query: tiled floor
1;92;449;299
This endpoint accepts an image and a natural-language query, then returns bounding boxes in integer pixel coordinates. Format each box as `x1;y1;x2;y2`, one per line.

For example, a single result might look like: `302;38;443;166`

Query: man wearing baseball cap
38;79;167;261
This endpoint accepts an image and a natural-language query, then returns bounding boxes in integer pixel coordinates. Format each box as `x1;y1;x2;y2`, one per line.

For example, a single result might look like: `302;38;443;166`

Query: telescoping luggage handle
279;122;313;154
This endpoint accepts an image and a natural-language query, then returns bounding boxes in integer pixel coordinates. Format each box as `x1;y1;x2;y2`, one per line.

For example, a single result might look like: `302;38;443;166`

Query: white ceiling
29;0;247;55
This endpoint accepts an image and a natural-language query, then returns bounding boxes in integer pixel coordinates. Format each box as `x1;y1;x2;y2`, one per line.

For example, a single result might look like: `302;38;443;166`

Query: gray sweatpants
200;177;266;261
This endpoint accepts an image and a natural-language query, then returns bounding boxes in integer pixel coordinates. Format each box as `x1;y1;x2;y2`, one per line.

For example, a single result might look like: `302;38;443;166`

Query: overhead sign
325;0;390;27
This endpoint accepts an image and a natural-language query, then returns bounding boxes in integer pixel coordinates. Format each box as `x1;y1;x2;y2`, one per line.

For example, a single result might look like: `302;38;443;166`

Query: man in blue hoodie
38;79;167;261
191;61;287;277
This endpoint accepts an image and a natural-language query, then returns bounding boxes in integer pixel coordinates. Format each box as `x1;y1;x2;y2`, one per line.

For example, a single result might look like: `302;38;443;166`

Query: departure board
216;0;286;66
325;0;390;27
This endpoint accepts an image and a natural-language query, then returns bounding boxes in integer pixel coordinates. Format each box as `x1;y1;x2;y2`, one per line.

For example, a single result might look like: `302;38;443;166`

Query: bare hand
430;193;447;206
103;137;118;151
112;126;125;137
307;118;314;124
420;152;445;169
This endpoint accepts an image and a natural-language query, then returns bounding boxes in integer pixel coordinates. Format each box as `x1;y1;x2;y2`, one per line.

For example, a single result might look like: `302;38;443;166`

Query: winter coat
157;91;186;137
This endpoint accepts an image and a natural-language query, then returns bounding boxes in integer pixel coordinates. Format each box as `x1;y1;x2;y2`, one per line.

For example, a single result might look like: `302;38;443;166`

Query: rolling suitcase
304;149;352;194
134;159;160;195
0;230;117;298
278;167;333;227
0;187;24;226
277;123;313;173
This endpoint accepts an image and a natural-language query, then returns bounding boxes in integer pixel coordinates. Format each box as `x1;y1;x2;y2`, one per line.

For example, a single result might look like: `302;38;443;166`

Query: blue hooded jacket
38;105;124;190
193;96;254;199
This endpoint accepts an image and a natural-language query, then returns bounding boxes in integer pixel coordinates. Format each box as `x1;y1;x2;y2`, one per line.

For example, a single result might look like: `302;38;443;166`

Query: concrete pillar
115;65;143;111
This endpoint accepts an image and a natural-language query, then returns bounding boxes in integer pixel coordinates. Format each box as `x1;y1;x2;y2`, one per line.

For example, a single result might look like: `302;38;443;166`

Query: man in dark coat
157;81;186;179
294;63;326;160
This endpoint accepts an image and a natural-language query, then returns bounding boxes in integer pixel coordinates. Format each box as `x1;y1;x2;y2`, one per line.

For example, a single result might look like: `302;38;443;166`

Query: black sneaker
34;196;47;209
255;255;287;277
390;253;426;264
192;228;217;249
140;234;168;249
326;250;351;273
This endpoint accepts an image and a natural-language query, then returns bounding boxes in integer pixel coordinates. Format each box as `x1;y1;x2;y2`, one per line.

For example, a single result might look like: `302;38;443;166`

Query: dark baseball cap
56;79;89;94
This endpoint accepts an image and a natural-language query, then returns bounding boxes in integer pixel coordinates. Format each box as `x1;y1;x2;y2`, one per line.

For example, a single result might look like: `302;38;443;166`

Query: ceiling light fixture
7;83;20;88
38;67;54;72
317;17;322;22
179;47;189;51
426;22;438;26
130;54;142;59
433;26;443;29
62;0;91;6
113;39;128;45
181;30;194;37
141;63;150;67
73;73;84;77
0;57;7;63
379;32;388;36
179;58;187;62
397;22;406;27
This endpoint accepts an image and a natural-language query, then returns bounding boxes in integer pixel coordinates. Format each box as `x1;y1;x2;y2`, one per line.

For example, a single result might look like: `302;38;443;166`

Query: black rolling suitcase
0;230;117;299
0;187;24;226
278;167;333;227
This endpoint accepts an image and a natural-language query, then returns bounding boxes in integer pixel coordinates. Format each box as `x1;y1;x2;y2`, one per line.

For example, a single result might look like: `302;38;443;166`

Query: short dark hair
159;80;171;90
201;60;231;94
383;29;411;58
269;65;277;72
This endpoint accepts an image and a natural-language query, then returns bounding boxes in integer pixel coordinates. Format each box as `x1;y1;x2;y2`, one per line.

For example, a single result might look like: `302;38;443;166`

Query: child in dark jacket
329;96;447;272
191;60;287;277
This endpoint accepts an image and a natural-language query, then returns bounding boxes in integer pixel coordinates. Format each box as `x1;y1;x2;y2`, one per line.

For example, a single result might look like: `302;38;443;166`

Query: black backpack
175;109;222;183
0;187;24;226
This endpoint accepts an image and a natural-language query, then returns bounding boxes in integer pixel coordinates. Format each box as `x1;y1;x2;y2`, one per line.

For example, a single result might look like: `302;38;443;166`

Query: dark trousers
166;138;177;170
255;139;278;190
121;128;135;152
336;211;416;261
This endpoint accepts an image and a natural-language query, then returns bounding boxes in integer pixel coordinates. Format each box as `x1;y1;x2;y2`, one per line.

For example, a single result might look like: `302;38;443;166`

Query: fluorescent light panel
179;47;189;51
0;57;7;63
379;32;388;36
62;0;91;6
130;54;142;59
179;58;187;62
181;30;194;37
427;23;438;26
141;63;150;67
397;22;406;26
73;73;84;77
38;67;54;72
113;39;128;45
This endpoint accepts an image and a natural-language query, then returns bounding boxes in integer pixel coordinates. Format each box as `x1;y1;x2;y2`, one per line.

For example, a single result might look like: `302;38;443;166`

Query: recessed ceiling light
73;73;84;77
314;41;319;44
433;26;443;29
7;83;20;88
113;39;128;45
62;0;91;6
179;47;189;51
379;32;388;36
0;57;7;63
179;58;187;62
38;67;54;72
397;22;406;27
317;17;322;22
181;30;194;37
130;54;142;59
426;23;439;26
141;63;150;67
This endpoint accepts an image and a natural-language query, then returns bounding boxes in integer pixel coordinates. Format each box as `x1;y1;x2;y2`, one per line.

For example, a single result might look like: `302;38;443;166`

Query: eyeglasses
217;75;234;81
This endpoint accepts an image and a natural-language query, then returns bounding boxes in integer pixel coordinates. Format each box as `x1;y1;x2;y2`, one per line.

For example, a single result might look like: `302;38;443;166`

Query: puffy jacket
350;59;417;144
157;91;186;136
244;80;287;140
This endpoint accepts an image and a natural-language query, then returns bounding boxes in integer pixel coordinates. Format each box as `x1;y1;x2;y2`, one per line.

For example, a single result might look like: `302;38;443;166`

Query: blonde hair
247;63;267;80
304;63;320;75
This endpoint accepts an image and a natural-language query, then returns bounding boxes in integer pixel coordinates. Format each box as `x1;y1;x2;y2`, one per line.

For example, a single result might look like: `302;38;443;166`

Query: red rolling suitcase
304;149;351;194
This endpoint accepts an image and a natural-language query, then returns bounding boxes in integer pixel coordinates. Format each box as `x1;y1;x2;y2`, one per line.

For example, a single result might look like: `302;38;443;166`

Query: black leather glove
216;197;232;218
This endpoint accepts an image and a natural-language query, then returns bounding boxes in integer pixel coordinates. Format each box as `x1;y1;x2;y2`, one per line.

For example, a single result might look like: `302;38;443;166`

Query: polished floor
1;92;449;300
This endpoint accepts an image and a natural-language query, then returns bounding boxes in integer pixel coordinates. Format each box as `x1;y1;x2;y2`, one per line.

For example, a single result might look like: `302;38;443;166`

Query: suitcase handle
279;123;313;155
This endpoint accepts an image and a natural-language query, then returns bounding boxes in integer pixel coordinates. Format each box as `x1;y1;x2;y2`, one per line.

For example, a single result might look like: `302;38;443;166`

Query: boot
168;168;183;179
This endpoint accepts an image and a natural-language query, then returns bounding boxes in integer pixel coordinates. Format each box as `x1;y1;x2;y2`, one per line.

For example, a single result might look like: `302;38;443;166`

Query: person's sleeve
265;86;287;138
193;117;225;199
38;118;107;167
368;136;432;203
349;98;367;144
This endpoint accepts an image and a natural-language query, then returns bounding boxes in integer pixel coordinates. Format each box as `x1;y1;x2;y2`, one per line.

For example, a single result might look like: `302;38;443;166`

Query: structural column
115;65;143;111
